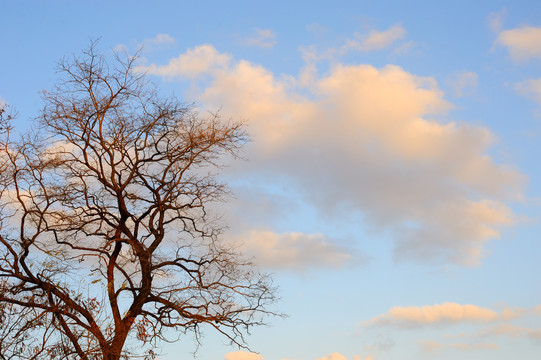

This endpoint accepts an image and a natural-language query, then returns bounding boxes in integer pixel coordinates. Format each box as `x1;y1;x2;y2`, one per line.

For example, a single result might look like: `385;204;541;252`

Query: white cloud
241;28;277;48
366;303;500;327
341;24;406;53
144;45;525;266
233;230;359;271
446;71;478;97
496;25;541;62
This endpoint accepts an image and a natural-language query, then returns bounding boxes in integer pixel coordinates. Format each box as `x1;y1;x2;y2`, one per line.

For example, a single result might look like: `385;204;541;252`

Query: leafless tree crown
0;44;278;360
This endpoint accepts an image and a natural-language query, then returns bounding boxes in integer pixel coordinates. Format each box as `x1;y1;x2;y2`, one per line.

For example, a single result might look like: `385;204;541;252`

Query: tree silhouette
0;43;277;360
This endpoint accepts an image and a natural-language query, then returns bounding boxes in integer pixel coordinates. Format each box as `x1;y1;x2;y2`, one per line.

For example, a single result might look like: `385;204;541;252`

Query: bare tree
0;44;278;360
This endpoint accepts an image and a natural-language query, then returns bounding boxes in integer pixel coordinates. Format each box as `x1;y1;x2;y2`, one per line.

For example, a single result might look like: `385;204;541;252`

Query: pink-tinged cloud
141;45;525;267
367;303;499;327
224;351;264;360
496;26;541;61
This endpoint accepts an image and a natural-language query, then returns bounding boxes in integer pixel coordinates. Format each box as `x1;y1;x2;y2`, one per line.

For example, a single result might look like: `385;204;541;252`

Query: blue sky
1;1;541;360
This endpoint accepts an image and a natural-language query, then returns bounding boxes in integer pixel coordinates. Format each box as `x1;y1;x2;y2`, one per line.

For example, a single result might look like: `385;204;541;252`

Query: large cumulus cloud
140;44;525;267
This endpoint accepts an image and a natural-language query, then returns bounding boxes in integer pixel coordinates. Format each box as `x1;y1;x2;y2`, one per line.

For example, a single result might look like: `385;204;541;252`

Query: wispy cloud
475;323;541;341
145;33;175;45
114;34;176;55
341;24;406;54
487;9;506;33
421;340;498;352
224;351;264;360
299;25;409;65
240;28;277;48
446;71;478;97
142;45;525;267
515;77;541;105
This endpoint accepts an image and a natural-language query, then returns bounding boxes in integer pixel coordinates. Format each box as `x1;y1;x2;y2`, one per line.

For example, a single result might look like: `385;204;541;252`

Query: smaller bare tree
0;44;278;360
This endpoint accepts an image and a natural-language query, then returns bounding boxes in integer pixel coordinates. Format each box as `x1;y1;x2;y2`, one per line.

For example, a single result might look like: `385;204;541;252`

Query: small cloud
225;352;371;360
450;342;499;350
477;323;528;338
421;340;444;352
364;337;395;352
421;340;498;352
515;77;541;104
146;33;175;46
476;323;541;342
114;34;175;56
317;354;371;360
112;43;129;54
241;28;277;48
500;305;533;320
299;44;337;64
306;23;329;36
234;230;362;272
341;24;406;54
366;303;500;327
224;351;264;360
316;353;347;360
393;40;415;56
487;9;506;33
300;26;410;64
136;44;231;79
495;25;541;62
446;71;478;97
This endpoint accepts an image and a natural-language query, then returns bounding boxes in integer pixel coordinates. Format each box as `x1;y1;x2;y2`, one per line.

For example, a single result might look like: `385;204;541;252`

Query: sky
1;1;541;359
